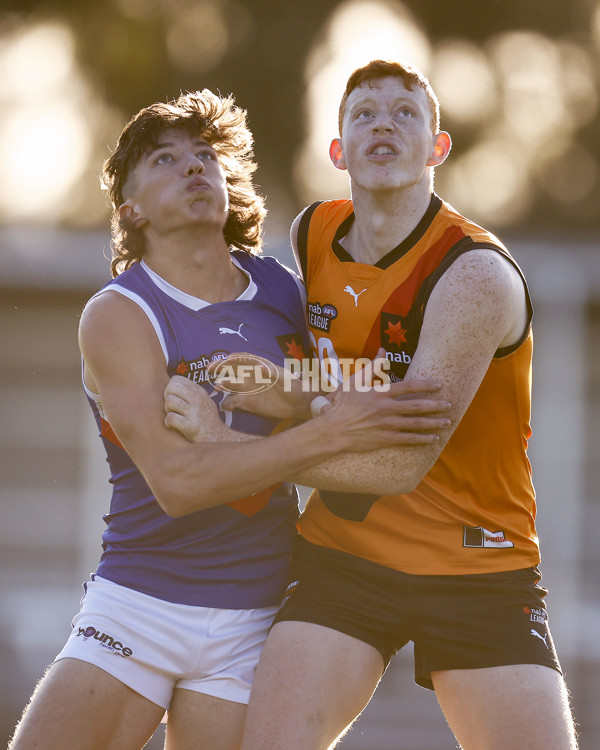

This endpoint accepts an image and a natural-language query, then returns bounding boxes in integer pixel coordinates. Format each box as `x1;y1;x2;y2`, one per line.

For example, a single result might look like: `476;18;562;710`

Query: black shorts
273;537;562;690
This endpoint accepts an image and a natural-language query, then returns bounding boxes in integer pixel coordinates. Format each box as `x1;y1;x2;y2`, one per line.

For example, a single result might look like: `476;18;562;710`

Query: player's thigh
9;657;165;750
432;663;578;750
165;688;247;750
241;621;385;750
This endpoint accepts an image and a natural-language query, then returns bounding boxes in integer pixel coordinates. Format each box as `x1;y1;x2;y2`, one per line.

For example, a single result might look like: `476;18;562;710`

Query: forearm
288;444;430;495
163;381;453;502
150;414;352;516
166;416;434;498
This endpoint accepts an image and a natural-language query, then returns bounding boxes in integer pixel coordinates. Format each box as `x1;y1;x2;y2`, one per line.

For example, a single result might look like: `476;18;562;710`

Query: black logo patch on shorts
463;526;514;549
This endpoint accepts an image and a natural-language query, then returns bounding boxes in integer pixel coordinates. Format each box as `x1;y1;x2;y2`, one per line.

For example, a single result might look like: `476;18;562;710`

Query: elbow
132;439;231;516
400;476;421;494
317;471;422;497
370;474;421;496
155;492;188;518
147;450;245;516
144;457;212;517
152;481;216;517
149;479;193;517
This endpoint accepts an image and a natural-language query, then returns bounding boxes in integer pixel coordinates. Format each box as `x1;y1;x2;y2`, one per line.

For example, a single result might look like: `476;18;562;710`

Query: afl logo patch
207;353;280;394
308;301;338;332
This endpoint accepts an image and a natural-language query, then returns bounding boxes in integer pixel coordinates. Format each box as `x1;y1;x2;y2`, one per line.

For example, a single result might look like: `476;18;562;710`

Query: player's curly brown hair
102;89;266;277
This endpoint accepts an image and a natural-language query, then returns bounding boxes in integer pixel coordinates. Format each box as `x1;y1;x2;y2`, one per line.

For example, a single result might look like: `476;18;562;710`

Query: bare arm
290;248;530;493
79;291;448;517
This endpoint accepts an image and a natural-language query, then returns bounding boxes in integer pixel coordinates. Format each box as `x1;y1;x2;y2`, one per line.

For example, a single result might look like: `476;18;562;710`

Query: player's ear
329;138;347;171
118;200;147;230
426;131;452;167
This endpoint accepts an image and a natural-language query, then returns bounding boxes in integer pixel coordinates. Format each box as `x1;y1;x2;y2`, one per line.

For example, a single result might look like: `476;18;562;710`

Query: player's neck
143;230;248;303
345;184;433;265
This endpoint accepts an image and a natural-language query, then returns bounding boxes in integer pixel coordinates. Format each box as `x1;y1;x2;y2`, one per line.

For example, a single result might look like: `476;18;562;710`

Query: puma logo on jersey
530;628;549;648
219;323;248;341
343;285;367;307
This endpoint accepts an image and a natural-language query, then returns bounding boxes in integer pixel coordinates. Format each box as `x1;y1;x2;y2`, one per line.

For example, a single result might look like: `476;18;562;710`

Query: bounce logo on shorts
76;625;133;657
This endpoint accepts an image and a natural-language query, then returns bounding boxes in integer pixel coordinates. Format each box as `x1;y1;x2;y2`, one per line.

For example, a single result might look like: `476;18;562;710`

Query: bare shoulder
437;248;524;299
79;290;163;391
430;248;528;349
79;290;152;345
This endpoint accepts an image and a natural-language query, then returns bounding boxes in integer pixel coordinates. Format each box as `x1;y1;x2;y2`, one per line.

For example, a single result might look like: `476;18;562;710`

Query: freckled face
339;77;439;193
123;128;229;235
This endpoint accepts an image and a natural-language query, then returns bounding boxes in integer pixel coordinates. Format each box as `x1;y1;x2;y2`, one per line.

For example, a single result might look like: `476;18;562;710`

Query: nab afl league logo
308;301;338;332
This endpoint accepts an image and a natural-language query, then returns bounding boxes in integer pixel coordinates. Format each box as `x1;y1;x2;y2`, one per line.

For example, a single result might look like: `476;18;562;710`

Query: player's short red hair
338;60;440;135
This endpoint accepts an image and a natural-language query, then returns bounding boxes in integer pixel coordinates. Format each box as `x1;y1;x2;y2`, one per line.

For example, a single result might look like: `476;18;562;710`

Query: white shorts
55;576;277;710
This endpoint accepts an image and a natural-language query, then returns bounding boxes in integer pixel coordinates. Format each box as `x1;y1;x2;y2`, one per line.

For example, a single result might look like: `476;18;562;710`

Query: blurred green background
1;0;599;240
